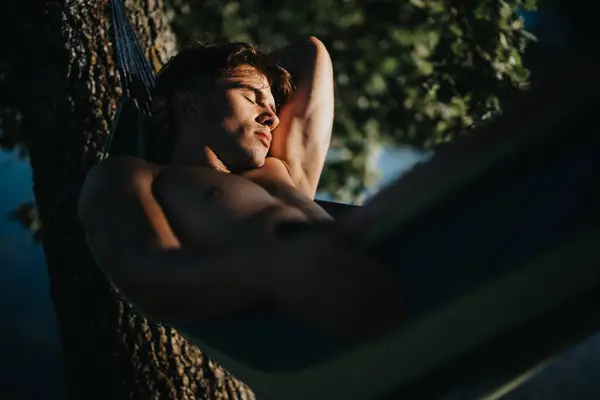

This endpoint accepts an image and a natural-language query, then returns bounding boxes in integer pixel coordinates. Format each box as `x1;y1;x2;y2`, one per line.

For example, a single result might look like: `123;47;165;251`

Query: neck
171;144;230;173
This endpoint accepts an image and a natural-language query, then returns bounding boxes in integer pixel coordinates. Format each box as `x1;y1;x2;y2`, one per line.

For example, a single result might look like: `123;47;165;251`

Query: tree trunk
14;1;254;398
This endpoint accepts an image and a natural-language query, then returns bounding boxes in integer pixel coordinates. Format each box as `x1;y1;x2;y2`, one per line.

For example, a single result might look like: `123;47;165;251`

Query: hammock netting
100;1;600;398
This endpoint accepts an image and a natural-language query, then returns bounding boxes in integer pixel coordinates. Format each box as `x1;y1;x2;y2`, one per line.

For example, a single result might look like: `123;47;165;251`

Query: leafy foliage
0;0;537;239
0;2;28;158
164;0;536;201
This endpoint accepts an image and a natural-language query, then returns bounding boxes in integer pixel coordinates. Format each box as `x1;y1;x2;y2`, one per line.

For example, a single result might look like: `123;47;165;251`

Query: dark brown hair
147;40;294;164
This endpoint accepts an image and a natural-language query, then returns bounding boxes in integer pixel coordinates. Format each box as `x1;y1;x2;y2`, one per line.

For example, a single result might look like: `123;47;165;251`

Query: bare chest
152;162;331;248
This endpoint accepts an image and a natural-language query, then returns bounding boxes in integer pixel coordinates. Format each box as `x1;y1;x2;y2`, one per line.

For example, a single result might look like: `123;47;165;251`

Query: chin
254;158;267;168
246;158;266;171
228;150;266;172
247;148;268;168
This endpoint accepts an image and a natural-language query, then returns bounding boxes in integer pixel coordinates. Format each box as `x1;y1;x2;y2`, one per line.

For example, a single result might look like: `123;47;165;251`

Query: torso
150;157;333;250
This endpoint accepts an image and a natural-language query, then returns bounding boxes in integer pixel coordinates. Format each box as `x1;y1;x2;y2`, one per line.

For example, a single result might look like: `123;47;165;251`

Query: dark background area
1;1;599;399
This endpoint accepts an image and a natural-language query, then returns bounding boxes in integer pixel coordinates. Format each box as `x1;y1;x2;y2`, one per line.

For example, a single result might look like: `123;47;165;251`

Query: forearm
115;244;280;324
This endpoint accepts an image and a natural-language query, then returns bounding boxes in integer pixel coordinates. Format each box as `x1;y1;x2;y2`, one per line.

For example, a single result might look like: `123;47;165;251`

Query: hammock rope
108;0;156;117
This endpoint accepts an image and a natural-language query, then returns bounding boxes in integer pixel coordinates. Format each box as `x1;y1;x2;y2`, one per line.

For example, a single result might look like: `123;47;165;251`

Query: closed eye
244;88;276;113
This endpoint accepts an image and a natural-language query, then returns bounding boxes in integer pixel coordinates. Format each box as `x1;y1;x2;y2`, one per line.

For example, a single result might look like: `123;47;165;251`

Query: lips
255;130;272;147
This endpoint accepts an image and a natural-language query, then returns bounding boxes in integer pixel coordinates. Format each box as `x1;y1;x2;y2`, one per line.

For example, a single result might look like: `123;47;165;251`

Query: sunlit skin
78;37;406;342
170;65;280;173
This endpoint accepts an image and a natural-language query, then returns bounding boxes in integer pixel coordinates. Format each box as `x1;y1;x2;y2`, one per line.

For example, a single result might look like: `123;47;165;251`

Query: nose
256;109;279;131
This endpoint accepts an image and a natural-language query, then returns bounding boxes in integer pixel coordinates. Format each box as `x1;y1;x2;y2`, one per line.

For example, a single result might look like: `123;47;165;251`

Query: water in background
0;151;65;399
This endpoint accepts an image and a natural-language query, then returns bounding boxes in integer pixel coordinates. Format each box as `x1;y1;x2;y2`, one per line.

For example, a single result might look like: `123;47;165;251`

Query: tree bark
14;1;254;398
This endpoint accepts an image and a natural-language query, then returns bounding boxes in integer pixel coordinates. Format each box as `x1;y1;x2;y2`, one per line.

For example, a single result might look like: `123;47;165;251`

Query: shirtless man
78;37;404;341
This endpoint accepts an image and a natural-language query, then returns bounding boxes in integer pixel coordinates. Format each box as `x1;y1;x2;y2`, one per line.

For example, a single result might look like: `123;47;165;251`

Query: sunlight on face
206;65;279;171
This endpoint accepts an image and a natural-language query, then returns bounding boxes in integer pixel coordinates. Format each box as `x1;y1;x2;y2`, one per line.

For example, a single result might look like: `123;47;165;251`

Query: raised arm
269;37;335;198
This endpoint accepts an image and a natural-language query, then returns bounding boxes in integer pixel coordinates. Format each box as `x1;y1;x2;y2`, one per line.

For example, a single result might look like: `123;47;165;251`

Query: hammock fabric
104;1;600;399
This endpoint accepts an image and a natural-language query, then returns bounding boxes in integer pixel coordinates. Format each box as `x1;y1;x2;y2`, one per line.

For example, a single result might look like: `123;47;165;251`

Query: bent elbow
308;37;332;61
307;36;325;49
308;36;322;46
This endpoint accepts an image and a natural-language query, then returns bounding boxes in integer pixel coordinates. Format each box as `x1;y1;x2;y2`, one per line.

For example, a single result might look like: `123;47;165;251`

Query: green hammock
103;1;600;398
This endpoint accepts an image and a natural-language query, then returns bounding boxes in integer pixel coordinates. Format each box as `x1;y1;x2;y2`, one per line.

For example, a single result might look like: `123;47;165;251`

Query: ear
151;95;168;115
149;95;170;139
172;92;199;123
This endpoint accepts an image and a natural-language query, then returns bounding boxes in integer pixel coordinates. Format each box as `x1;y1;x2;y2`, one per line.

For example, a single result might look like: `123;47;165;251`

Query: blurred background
1;0;599;398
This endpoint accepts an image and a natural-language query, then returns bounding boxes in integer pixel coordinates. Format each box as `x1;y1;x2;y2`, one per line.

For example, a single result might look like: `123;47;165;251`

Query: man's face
195;65;280;171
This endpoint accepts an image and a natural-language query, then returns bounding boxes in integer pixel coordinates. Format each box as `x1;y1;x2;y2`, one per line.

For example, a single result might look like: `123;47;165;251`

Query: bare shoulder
242;157;295;186
78;156;159;220
83;155;158;189
79;156;181;276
